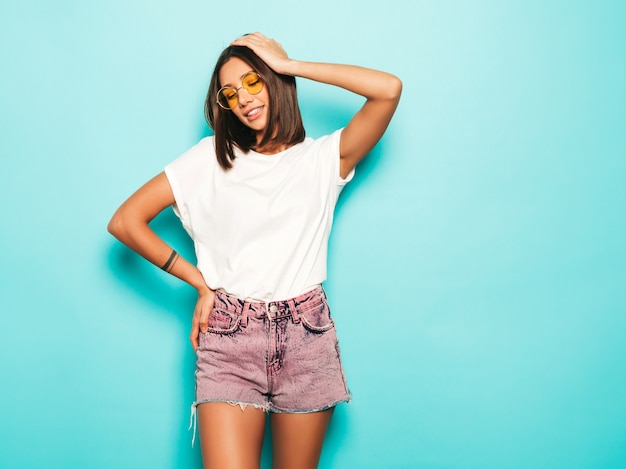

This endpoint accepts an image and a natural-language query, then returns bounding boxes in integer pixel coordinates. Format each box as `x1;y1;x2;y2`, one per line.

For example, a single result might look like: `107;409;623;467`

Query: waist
214;285;325;321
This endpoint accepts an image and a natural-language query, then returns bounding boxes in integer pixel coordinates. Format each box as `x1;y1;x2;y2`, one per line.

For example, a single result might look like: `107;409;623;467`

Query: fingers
190;288;216;350
231;31;269;47
230;32;289;73
231;33;278;53
190;321;200;351
199;301;211;333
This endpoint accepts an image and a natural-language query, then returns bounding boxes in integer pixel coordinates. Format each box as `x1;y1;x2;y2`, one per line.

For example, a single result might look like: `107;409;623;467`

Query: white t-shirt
164;129;353;301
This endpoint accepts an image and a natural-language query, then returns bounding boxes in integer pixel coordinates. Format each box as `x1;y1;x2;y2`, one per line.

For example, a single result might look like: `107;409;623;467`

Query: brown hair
205;45;305;170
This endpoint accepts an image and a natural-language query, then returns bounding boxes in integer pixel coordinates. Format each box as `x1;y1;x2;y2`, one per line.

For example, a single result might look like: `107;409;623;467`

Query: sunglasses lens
217;87;238;109
216;72;264;110
242;72;263;95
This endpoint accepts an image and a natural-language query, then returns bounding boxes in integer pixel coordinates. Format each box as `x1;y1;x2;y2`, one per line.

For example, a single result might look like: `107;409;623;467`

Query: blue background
1;1;625;468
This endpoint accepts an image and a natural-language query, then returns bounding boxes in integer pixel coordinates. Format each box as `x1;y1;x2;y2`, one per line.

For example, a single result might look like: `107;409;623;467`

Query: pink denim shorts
194;285;350;413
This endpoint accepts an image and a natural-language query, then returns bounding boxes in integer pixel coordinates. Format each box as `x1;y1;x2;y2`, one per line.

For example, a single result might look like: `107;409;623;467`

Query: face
218;57;270;136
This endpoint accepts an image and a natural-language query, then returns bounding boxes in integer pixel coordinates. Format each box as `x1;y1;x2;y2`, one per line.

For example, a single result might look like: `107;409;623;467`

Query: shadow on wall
106;208;197;317
335;140;385;216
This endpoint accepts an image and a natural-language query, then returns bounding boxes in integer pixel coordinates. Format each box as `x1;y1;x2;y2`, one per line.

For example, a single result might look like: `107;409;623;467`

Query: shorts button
269;305;278;313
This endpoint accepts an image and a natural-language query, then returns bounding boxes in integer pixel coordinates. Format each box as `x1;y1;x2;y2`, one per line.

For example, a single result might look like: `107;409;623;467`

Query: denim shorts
193;285;351;414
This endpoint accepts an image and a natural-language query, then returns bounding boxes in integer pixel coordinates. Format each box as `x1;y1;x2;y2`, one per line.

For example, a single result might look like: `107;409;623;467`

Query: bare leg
198;402;266;469
270;408;335;469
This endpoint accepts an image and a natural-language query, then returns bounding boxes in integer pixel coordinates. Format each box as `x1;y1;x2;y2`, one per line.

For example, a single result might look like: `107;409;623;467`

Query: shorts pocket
300;301;334;333
206;308;241;334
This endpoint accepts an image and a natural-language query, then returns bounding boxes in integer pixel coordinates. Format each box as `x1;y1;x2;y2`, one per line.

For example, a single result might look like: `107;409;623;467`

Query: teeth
247;108;261;117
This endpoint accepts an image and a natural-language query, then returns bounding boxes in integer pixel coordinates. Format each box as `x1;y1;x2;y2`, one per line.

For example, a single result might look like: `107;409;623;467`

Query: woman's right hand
190;286;216;351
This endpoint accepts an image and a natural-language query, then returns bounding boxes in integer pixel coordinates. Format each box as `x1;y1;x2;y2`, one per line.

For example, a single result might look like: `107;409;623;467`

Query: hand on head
231;32;292;75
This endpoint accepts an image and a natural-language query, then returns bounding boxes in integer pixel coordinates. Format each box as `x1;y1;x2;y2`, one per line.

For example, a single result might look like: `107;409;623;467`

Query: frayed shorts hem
193;394;351;414
195;398;271;412
270;396;351;414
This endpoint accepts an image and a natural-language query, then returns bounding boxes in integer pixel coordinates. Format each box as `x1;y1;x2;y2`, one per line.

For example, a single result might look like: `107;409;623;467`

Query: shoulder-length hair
205;45;306;170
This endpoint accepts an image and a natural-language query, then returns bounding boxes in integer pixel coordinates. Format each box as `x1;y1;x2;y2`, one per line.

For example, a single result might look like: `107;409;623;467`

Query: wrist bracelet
162;250;178;272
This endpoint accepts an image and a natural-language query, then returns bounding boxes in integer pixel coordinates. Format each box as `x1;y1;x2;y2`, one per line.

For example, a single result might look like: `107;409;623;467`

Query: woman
108;32;401;468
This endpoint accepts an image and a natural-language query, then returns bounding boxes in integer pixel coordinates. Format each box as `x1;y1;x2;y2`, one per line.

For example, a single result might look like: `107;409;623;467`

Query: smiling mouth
245;107;263;118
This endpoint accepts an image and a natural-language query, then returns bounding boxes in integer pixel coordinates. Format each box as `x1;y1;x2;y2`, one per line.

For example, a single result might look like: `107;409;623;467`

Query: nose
237;86;254;106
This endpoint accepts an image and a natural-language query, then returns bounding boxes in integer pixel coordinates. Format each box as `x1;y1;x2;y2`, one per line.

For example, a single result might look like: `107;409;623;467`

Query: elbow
378;74;402;103
389;75;402;102
107;208;129;241
107;205;151;246
107;213;122;239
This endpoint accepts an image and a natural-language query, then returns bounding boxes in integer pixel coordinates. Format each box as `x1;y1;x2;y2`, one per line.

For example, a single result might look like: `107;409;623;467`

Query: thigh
270;408;335;469
198;402;266;469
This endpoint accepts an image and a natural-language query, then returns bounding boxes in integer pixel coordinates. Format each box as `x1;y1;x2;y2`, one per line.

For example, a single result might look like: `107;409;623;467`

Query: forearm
230;32;401;104
108;189;209;293
281;60;402;102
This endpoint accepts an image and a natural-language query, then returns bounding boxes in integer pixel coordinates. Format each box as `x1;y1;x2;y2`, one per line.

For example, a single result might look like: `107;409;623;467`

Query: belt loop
241;301;250;327
288;299;299;323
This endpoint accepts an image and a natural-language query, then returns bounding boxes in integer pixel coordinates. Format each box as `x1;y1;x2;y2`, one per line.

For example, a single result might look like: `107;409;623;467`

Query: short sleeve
327;128;355;190
164;137;214;235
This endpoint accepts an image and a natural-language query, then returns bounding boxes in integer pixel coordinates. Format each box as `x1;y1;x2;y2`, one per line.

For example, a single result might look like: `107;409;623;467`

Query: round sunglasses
216;71;265;110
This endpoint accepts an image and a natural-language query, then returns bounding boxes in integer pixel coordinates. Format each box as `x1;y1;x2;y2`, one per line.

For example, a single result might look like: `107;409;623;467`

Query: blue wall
1;1;625;468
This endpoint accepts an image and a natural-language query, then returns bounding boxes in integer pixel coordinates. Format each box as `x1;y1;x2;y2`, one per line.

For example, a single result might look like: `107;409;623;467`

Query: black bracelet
162;250;178;271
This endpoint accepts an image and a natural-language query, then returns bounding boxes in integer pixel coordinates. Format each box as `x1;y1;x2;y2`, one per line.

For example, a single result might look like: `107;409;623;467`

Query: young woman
108;32;401;468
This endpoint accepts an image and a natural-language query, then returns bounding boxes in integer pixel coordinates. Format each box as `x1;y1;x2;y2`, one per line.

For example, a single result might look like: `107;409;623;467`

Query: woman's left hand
231;32;293;75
